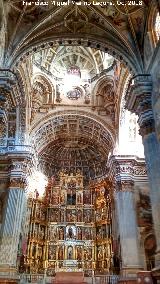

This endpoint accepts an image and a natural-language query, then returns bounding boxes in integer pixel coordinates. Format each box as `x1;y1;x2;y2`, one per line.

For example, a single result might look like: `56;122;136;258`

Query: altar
26;171;113;276
54;272;87;284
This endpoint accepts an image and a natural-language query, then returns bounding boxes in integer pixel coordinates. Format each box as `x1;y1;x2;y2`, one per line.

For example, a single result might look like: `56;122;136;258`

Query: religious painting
49;209;59;222
137;192;153;227
83;227;92;240
67;188;76;205
66;209;76;222
144;234;156;255
83;209;92;223
48;245;56;260
76;246;83;260
83;190;91;205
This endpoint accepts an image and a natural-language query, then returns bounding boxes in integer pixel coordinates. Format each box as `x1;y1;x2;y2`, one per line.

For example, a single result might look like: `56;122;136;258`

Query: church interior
0;0;160;283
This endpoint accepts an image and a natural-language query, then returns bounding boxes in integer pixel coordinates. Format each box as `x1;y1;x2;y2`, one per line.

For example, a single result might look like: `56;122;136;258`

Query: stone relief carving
95;79;115;121
31;76;53;122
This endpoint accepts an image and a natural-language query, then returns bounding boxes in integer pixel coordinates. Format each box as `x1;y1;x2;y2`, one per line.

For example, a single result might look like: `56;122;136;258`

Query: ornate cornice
107;155;147;192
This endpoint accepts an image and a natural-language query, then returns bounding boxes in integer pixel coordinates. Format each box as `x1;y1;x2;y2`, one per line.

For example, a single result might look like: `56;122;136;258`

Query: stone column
0;155;28;274
116;181;142;276
126;75;160;265
114;158;142;276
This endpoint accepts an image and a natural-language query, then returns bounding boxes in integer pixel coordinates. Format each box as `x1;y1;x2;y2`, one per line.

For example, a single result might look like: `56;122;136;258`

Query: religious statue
36;206;41;219
67;226;74;239
58;246;64;260
84;210;91;223
83;191;91;204
67;246;73;260
60;191;65;204
77;209;82;222
98;247;103;261
56;84;62;103
77;246;82;260
49;226;57;241
39;226;45;240
77;227;82;240
59;227;64;240
83;83;91;104
41;208;46;221
84;249;88;261
84;228;91;240
60;210;65;222
77;192;82;204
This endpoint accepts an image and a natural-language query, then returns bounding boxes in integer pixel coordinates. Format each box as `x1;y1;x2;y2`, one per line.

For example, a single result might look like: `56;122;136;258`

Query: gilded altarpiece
26;172;112;276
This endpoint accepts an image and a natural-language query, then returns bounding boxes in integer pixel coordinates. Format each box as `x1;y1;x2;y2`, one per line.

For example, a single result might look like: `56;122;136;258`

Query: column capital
8;154;33;190
116;179;134;192
112;157;134;192
125;74;155;138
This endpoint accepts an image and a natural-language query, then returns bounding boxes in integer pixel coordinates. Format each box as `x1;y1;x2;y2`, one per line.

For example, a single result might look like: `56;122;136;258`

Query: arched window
155;12;160;42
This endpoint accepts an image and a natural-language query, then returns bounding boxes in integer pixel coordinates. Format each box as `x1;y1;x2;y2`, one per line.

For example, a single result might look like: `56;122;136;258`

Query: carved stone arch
30;74;54;124
29;108;116;145
32;74;54;105
93;75;115;108
10;37;141;75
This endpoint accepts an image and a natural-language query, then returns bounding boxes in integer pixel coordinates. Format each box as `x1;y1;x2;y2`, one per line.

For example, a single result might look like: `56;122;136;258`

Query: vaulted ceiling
33;46;114;79
0;0;153;72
